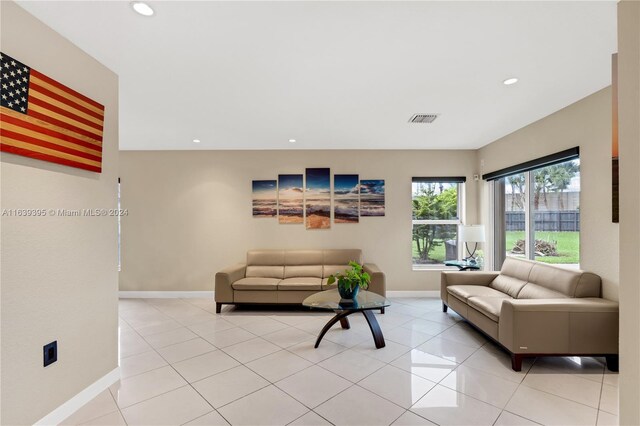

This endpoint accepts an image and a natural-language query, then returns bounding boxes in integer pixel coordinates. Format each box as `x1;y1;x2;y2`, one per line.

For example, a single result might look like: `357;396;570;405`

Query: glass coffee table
444;260;480;271
303;289;391;349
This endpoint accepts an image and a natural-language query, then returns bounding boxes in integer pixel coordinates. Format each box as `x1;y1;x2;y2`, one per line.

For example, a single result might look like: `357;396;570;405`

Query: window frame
490;157;580;269
411;178;466;270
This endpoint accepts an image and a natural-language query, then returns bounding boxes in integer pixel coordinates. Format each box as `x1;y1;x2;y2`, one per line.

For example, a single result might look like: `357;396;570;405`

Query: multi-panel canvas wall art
278;174;304;224
360;179;385;216
305;168;331;229
252;180;277;218
334;174;359;223
252;171;385;225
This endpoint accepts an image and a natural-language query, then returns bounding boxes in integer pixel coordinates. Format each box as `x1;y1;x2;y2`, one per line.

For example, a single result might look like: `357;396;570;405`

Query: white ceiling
16;1;617;150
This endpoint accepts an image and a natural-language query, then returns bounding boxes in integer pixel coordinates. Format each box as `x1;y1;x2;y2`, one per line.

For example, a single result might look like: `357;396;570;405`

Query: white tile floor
63;297;619;425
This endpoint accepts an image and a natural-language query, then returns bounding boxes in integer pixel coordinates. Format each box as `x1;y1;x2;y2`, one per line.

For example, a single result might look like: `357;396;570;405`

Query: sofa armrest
499;298;619;354
363;263;385;297
440;271;499;304
215;263;246;303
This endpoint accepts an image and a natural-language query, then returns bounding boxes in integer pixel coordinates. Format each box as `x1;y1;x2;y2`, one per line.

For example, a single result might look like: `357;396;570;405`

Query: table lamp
459;225;486;262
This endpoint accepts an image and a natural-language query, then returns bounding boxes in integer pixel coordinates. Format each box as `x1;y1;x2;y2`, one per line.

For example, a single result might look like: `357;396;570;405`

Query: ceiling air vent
409;113;439;124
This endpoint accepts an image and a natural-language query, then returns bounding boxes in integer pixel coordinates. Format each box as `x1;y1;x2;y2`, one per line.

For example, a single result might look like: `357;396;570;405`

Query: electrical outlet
43;341;57;367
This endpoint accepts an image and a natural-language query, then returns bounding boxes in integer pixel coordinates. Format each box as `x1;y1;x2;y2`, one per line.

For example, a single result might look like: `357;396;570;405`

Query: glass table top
303;288;390;312
444;260;480;269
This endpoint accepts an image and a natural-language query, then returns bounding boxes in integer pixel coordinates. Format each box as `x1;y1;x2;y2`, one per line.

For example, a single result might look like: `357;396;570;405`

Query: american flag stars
0;53;30;114
0;51;105;172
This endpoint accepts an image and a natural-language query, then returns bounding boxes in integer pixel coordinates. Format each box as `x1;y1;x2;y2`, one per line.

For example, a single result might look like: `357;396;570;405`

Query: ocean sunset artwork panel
360;179;385;216
305;168;331;229
334;174;359;223
252;180;277;218
278;174;304;224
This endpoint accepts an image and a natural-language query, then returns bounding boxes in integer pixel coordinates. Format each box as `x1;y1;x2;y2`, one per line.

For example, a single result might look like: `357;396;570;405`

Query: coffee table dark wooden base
314;309;385;349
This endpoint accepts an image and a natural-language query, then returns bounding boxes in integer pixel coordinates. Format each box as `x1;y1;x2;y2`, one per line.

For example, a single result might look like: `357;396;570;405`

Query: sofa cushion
247;250;286;266
525;262;601;298
467;306;499;340
321;277;335;289
232;277;280;290
500;256;535;281
448;285;511;303
246;266;284;279
489;275;527;299
284;250;324;266
278;277;322;291
284;265;323;278
323;265;350;278
468;296;509;322
517;283;569;299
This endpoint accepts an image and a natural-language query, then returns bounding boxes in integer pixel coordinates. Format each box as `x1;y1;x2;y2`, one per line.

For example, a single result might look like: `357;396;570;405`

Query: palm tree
507;174;525;210
548;162;579;210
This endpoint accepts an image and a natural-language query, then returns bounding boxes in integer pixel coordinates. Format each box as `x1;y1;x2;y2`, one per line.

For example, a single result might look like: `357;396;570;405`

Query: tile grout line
117;297;616;426
211;312;416;422
178;410;230;426
502;409;545;425
499;356;596;425
124;299;235;425
596;378;606;425
517;371;609;413
119;301;222;419
213;302;480;424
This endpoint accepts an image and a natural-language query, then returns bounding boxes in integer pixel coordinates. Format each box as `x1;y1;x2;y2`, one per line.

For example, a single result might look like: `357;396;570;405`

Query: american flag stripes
0;52;105;173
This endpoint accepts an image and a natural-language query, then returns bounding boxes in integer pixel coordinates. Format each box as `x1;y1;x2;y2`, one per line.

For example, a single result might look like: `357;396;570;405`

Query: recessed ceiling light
131;1;154;17
503;77;519;85
192;139;201;143
288;139;296;143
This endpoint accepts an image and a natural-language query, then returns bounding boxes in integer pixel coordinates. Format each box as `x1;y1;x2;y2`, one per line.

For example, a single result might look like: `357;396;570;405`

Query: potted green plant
327;261;371;300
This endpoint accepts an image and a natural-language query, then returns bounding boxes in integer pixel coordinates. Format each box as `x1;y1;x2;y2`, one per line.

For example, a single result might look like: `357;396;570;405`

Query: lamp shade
459;225;486;243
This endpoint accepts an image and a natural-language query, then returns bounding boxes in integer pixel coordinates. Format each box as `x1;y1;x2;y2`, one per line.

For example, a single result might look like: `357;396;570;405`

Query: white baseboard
387;290;440;298
119;291;214;299
120;290;435;299
119;290;440;299
34;367;120;426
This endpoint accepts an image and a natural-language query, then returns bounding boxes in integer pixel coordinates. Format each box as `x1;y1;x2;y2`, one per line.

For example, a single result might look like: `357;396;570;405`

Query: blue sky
252;180;277;197
278;174;303;190
334;174;359;196
360;180;384;195
306;168;330;191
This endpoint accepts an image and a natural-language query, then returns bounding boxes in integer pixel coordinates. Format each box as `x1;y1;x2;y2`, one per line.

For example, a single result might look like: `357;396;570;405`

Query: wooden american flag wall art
0;52;105;173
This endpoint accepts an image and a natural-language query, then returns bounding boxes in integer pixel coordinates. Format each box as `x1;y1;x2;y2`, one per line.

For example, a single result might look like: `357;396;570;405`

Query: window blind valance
412;176;467;183
482;147;579;181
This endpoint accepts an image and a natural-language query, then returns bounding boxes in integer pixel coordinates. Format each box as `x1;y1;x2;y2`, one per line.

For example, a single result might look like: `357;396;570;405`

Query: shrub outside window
412;178;465;268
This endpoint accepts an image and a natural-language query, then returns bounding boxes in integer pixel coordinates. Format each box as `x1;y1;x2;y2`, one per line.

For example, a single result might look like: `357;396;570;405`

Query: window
412;177;465;268
486;148;580;269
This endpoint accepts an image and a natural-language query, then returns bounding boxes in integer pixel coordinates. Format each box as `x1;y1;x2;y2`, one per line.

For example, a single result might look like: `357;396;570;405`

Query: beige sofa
215;249;385;313
441;257;619;371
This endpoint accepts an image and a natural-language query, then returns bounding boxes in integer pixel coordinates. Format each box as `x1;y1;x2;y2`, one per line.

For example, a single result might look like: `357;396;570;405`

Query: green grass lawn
412;239;448;264
506;231;579;264
413;231;579;265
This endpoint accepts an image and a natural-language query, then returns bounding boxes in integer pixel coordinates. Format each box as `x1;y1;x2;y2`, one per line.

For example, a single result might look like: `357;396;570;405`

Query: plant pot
338;284;360;300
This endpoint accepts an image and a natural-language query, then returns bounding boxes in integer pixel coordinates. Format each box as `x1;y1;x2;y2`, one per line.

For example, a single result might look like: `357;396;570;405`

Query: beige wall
0;3;119;425
477;87;619;301
617;1;640;424
119;150;478;292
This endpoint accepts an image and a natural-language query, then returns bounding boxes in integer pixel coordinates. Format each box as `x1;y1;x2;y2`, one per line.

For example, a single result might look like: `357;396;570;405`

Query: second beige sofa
441;257;619;371
215;249;385;313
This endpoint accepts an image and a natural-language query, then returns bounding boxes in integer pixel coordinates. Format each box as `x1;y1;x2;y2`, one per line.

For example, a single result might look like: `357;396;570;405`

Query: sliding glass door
505;172;527;260
532;161;580;266
494;159;580;269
